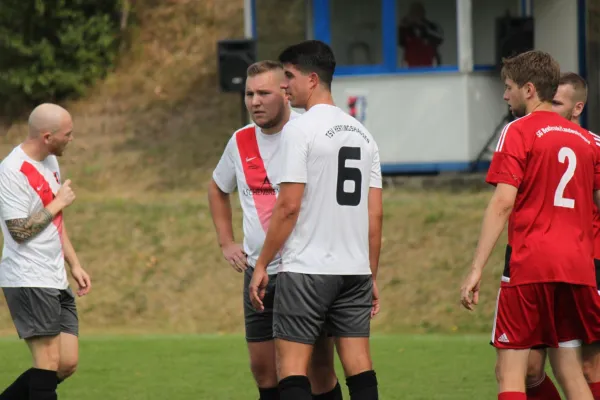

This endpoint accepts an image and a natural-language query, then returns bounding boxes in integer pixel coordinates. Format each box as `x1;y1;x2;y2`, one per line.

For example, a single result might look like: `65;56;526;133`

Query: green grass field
0;334;503;399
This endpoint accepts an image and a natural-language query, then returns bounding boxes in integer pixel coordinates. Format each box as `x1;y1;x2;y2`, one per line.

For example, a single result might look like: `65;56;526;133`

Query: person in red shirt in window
460;51;600;400
398;2;443;67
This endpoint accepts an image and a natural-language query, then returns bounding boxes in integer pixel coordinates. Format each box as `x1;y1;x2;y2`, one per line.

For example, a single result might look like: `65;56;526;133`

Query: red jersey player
525;72;600;400
460;51;600;400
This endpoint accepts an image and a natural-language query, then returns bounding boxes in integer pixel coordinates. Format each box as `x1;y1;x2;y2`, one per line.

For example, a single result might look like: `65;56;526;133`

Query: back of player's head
500;50;561;103
247;60;284;77
278;40;336;90
559;72;588;103
28;103;71;138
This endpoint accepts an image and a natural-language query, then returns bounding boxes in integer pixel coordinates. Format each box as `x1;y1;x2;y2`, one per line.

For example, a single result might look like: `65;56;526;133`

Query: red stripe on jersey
20;162;64;249
236;126;277;233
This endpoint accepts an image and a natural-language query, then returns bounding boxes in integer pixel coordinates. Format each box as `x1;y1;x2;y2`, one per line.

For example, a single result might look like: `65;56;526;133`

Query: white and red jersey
486;111;600;287
0;145;66;289
275;104;382;275
212;111;300;274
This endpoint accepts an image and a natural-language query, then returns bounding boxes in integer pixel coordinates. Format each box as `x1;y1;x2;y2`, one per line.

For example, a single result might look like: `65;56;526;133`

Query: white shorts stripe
491;288;502;343
558;339;582;348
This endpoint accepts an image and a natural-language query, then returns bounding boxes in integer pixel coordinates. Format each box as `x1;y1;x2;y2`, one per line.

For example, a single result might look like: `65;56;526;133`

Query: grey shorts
273;272;373;345
243;267;277;342
2;287;79;340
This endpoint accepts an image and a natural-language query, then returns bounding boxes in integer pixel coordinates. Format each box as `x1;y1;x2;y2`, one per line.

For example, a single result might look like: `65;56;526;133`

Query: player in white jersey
208;60;342;400
249;41;383;400
0;103;91;400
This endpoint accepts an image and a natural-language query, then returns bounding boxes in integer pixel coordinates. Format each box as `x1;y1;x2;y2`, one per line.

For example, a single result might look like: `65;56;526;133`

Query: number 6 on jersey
337;146;362;206
554;147;576;209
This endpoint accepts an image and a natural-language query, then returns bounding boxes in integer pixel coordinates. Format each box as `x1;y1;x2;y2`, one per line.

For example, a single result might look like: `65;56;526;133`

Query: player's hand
55;180;76;208
70;265;91;296
371;280;380;318
249;267;269;312
460;268;482;311
222;242;247;272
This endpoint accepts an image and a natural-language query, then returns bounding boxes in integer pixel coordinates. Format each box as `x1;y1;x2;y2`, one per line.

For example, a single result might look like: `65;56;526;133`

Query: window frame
312;0;460;76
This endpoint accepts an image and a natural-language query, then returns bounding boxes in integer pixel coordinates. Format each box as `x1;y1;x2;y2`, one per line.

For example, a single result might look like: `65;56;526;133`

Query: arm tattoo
5;209;54;243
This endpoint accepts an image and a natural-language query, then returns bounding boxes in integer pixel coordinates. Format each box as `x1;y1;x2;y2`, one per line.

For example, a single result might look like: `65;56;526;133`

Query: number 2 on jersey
337;146;362;206
554;147;577;209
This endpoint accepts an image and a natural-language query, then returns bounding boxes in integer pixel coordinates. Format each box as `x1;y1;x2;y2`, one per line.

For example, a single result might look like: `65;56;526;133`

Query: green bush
0;0;122;109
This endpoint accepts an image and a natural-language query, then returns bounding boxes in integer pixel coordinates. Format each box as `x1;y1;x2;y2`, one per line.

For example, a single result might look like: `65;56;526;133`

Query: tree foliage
0;0;122;110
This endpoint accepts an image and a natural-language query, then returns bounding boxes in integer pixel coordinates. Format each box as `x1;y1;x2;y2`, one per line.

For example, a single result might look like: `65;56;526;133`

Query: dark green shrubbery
0;0;122;112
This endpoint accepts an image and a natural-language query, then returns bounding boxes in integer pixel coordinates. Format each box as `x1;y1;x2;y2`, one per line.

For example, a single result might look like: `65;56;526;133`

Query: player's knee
308;359;338;394
495;359;508;385
250;357;277;387
525;359;546;386
582;357;600;383
582;344;600;383
57;360;78;380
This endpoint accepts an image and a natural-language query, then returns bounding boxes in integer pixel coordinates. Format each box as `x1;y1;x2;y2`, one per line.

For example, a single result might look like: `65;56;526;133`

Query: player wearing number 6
248;40;383;400
460;51;600;400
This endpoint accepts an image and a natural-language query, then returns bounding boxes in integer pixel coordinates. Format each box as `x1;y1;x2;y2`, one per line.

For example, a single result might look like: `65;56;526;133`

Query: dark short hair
500;50;561;103
246;60;283;77
559;72;588;103
278;40;336;90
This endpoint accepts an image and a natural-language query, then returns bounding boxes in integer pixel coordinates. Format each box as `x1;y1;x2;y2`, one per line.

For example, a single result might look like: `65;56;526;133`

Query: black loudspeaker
495;16;534;69
217;39;256;93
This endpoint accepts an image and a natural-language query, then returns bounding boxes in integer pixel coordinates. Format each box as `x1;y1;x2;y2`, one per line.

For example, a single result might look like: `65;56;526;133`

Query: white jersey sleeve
277;122;310;184
0;169;31;220
370;143;382;189
212;136;238;194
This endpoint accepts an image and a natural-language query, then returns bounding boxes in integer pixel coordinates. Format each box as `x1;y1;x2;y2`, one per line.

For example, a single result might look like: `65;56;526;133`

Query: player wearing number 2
249;40;383;400
460;51;600;400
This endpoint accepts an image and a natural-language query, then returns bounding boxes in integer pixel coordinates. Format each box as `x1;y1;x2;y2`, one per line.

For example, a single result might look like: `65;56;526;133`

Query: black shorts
243;267;277;342
2;287;79;340
273;272;372;345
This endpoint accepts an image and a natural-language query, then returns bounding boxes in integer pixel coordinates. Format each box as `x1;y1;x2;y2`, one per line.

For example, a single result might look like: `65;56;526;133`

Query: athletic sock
259;386;280;400
498;392;526;400
29;368;57;400
526;374;561;400
0;368;31;400
313;381;343;400
279;375;312;400
589;381;600;400
346;370;378;400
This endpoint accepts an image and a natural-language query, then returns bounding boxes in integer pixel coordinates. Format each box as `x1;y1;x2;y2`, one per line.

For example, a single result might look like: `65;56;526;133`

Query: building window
330;0;383;66
472;0;519;67
396;0;457;68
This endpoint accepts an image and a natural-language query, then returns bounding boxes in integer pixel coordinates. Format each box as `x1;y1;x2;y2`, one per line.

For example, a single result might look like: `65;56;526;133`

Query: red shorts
491;283;600;349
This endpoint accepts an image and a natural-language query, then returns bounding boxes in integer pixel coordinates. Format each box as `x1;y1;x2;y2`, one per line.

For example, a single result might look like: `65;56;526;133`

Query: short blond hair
246;60;283;77
559;72;588;103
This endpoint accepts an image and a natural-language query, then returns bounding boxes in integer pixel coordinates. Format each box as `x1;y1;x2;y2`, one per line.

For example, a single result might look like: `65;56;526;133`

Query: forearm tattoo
6;209;54;243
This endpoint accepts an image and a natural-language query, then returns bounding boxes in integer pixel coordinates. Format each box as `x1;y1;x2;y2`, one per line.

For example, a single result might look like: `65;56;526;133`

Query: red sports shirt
594;205;600;260
486;111;600;287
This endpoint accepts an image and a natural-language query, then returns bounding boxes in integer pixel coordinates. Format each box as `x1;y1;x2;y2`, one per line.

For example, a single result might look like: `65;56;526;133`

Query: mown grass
0;334;504;399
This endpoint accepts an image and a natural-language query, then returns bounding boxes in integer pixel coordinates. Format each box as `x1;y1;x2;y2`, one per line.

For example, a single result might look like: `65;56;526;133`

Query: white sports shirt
275;104;382;275
212;111;300;274
0;145;67;289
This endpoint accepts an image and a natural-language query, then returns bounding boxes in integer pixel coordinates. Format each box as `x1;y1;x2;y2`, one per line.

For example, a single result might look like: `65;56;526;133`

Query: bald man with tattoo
0;103;92;400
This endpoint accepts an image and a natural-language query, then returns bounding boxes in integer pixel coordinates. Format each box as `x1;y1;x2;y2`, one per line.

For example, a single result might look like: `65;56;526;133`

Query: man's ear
573;101;585;119
309;71;320;90
41;131;51;143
